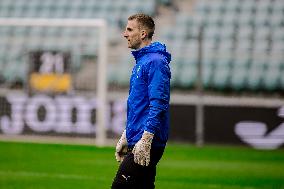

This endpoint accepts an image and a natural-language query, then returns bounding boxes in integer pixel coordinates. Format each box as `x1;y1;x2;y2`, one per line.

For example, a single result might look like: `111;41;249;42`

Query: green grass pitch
0;141;283;189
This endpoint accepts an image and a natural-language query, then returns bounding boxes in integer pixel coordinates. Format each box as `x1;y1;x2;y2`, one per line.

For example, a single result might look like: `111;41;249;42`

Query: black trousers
111;147;164;189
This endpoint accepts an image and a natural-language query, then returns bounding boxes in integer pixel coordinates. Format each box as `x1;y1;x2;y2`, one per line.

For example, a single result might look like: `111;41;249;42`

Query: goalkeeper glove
132;131;154;166
115;130;128;162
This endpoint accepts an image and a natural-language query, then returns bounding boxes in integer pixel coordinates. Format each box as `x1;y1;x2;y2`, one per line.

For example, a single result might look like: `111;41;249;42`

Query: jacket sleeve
144;58;170;134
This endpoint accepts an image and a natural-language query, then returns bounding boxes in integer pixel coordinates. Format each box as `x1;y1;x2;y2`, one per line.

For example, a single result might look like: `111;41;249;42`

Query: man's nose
123;31;128;38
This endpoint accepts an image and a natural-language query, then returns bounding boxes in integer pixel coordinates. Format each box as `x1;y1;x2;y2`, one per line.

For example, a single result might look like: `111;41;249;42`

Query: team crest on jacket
136;66;141;78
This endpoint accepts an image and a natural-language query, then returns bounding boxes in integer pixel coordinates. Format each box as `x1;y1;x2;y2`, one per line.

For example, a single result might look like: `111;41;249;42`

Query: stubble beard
128;38;142;50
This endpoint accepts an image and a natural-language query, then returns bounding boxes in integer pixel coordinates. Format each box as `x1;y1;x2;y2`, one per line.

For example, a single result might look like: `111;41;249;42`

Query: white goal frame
0;18;108;146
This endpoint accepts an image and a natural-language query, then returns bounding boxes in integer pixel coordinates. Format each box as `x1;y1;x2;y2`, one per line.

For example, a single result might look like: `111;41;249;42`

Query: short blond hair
128;13;155;39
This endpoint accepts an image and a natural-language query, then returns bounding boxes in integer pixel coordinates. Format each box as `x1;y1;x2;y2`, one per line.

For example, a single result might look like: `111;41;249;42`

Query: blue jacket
126;42;171;147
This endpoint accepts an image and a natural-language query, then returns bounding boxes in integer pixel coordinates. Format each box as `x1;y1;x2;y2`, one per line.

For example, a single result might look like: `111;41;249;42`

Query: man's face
123;19;143;50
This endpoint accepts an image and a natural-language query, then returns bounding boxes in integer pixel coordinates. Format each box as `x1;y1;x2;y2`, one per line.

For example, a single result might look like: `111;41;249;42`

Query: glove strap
141;130;154;143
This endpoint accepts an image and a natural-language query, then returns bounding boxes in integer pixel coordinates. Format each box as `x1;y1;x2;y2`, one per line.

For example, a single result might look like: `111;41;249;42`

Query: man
111;13;171;189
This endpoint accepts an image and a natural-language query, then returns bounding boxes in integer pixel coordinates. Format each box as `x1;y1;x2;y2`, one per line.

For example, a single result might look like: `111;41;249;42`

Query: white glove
115;130;128;162
132;131;154;166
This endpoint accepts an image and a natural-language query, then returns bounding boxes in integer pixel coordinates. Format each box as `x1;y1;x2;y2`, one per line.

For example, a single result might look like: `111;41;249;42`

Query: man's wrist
141;130;154;143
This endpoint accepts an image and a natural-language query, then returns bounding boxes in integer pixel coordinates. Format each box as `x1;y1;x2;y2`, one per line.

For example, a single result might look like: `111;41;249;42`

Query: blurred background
0;0;283;150
0;1;284;188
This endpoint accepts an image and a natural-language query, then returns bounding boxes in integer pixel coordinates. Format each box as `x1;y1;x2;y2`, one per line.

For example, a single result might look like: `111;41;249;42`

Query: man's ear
141;30;147;40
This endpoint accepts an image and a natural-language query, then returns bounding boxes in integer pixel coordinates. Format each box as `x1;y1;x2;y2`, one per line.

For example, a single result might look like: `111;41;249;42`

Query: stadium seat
221;11;237;26
230;54;251;90
0;0;159;85
281;70;284;90
271;41;284;54
110;54;133;86
212;56;232;89
247;64;264;90
157;0;172;6
253;40;270;54
3;59;27;83
202;67;212;88
254;10;269;26
178;58;197;88
0;0;283;91
272;0;284;12
263;68;280;90
160;27;175;41
237;10;254;26
235;39;252;52
204;26;220;40
230;67;247;90
170;62;179;87
236;26;254;39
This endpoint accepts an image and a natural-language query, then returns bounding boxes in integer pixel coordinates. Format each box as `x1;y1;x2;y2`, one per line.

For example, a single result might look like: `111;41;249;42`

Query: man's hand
115;130;127;162
132;131;154;166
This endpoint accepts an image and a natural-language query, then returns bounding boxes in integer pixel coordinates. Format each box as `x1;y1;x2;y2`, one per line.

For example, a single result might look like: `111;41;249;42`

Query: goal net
0;18;108;146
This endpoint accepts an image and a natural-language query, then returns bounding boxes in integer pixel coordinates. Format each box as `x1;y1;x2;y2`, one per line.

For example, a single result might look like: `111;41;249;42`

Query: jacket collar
131;42;171;63
131;42;158;61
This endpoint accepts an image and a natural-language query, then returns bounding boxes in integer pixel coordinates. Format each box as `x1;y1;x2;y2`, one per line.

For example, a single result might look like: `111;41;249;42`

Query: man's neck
138;40;152;50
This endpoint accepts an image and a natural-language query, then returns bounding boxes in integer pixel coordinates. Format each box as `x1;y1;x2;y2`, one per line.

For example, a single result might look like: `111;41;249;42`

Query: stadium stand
0;0;156;87
156;0;284;91
0;0;283;92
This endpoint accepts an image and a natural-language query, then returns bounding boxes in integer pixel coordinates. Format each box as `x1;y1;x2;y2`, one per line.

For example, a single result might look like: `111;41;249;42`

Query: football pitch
0;141;283;189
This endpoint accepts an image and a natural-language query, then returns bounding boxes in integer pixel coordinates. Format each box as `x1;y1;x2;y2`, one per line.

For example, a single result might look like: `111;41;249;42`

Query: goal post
0;18;108;146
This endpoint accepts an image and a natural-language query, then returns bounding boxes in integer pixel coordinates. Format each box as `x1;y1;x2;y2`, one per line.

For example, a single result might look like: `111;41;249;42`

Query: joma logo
235;106;284;150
